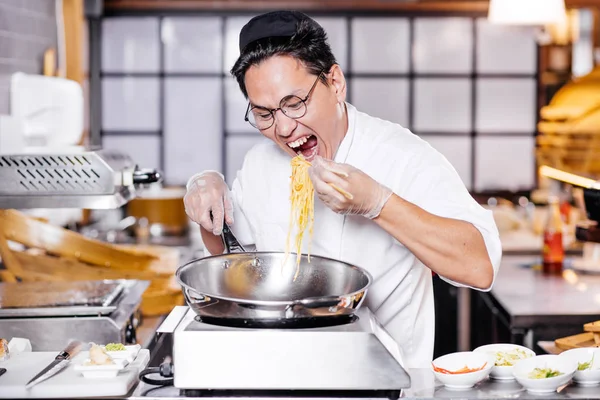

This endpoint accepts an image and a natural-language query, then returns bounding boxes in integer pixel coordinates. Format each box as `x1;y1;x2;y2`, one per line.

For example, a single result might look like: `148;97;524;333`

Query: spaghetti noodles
283;156;354;280
285;155;315;280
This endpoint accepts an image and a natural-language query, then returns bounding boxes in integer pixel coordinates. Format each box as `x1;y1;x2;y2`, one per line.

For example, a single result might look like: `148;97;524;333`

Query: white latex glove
184;171;233;235
308;156;393;219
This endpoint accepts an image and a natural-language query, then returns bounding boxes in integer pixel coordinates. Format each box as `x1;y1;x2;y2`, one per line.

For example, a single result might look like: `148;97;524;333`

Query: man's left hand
308;155;393;219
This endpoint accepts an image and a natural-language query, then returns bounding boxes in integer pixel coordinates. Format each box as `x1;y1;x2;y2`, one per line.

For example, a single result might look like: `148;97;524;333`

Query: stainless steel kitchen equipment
160;224;409;398
0;279;149;351
176;252;371;324
176;221;371;326
157;305;410;398
0;149;161;209
0;147;159;354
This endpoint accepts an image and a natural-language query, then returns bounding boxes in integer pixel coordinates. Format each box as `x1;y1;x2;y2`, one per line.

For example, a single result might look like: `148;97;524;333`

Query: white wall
100;14;539;192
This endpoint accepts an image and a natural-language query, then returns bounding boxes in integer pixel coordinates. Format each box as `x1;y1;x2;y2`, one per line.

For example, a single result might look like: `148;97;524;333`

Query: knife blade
25;340;83;389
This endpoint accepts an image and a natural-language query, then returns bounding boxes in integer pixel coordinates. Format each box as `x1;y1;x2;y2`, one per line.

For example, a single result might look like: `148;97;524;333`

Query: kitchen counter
491;256;600;326
471;255;600;351
128;369;600;399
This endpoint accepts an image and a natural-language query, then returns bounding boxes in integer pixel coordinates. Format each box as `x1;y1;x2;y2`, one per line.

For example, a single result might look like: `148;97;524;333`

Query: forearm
374;194;494;289
200;226;225;255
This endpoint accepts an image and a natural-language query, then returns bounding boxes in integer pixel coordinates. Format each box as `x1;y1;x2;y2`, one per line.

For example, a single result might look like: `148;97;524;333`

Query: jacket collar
333;102;357;164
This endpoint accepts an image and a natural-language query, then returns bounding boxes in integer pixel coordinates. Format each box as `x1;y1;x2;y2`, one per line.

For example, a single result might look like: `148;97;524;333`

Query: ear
328;64;347;104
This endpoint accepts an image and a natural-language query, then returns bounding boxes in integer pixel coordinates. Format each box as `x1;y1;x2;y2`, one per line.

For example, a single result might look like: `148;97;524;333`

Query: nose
274;109;297;138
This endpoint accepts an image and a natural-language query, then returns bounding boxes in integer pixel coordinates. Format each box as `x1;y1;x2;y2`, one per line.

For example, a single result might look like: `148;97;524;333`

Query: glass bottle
542;196;564;275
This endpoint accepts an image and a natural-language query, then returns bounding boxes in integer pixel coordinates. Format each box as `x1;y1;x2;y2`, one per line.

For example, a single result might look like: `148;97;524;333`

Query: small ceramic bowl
559;348;600;386
512;354;576;394
74;358;129;379
103;344;141;363
473;343;535;381
431;351;495;390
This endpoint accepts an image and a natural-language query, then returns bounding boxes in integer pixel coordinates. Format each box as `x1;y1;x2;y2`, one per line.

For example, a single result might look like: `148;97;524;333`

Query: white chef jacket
217;102;502;368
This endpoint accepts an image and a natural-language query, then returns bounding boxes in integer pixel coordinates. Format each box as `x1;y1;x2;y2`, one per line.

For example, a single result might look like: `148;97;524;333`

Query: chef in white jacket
184;10;502;368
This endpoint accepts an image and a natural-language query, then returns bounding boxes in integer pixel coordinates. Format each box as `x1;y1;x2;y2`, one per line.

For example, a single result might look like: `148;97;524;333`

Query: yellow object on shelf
537;66;600;177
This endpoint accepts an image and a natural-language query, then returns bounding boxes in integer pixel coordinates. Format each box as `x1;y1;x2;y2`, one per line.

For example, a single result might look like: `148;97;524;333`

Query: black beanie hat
238;10;322;52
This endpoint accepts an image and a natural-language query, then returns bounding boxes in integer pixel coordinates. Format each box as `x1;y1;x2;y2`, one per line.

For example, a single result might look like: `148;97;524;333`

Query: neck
332;102;348;158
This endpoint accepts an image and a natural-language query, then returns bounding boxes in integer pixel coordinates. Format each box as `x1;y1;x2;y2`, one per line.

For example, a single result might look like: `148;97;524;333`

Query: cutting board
0;349;149;398
555;332;600;351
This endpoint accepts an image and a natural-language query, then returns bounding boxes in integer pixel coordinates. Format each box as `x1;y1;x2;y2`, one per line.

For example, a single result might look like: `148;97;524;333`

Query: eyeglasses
244;71;324;130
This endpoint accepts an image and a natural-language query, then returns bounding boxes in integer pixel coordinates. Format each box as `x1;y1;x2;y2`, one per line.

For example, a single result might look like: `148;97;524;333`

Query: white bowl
103;344;141;362
473;343;535;380
74;358;129;379
431;351;495;390
512;354;576;394
559;348;600;386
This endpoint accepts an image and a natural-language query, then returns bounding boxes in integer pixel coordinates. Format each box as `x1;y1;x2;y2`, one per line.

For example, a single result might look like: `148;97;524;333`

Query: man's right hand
184;171;234;236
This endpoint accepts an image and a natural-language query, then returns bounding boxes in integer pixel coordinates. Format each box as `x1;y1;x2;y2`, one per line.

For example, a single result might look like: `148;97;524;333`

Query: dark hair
230;19;337;98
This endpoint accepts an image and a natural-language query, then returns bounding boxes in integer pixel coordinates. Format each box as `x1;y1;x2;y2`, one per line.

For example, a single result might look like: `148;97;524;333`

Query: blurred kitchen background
1;0;600;357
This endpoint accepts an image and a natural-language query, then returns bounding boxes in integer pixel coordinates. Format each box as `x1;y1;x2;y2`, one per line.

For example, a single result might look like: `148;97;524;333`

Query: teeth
287;136;309;149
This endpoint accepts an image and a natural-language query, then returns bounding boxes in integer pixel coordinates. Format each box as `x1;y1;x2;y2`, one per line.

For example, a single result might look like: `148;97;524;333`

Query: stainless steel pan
176;223;372;326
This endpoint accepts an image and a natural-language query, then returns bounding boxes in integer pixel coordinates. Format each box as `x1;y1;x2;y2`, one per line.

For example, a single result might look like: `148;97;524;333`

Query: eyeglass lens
246;95;307;130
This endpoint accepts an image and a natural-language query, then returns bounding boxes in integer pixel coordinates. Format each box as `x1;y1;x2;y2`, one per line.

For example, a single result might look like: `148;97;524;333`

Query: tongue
299;136;318;152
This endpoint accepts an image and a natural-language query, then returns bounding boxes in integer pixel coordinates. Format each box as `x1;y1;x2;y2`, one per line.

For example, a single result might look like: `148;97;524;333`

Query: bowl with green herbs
559;348;600;386
512;354;576;393
102;343;141;362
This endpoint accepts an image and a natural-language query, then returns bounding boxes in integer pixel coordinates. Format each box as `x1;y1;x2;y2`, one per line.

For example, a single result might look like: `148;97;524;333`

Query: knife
25;340;83;389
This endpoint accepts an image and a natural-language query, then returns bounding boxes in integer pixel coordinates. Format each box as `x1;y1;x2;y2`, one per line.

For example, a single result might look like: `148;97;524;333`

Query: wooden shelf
103;0;600;13
104;0;490;13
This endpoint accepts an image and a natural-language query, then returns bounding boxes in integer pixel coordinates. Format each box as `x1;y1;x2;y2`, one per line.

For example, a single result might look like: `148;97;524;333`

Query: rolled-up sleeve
398;148;502;291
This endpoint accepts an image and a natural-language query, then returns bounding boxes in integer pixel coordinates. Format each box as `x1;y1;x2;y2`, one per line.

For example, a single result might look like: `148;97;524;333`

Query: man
184;10;501;368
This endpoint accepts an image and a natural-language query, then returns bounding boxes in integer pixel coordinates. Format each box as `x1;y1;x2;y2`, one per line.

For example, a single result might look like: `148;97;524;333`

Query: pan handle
291;296;343;309
209;212;246;254
133;168;162;185
221;222;246;254
183;287;219;309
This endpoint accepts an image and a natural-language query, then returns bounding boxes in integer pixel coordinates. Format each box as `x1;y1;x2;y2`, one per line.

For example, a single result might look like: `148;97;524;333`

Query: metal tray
0;280;126;317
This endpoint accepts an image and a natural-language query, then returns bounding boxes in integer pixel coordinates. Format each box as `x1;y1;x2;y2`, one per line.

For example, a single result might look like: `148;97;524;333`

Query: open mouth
287;135;318;160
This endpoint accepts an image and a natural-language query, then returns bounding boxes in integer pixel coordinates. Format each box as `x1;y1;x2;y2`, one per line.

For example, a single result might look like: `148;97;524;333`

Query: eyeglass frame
243;70;325;130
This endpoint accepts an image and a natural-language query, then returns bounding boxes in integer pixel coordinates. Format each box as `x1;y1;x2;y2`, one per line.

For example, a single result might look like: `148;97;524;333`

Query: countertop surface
128;368;600;399
488;255;600;326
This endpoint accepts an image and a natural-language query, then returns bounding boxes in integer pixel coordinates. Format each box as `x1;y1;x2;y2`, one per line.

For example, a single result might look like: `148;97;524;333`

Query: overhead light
488;0;566;26
539;165;598;189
